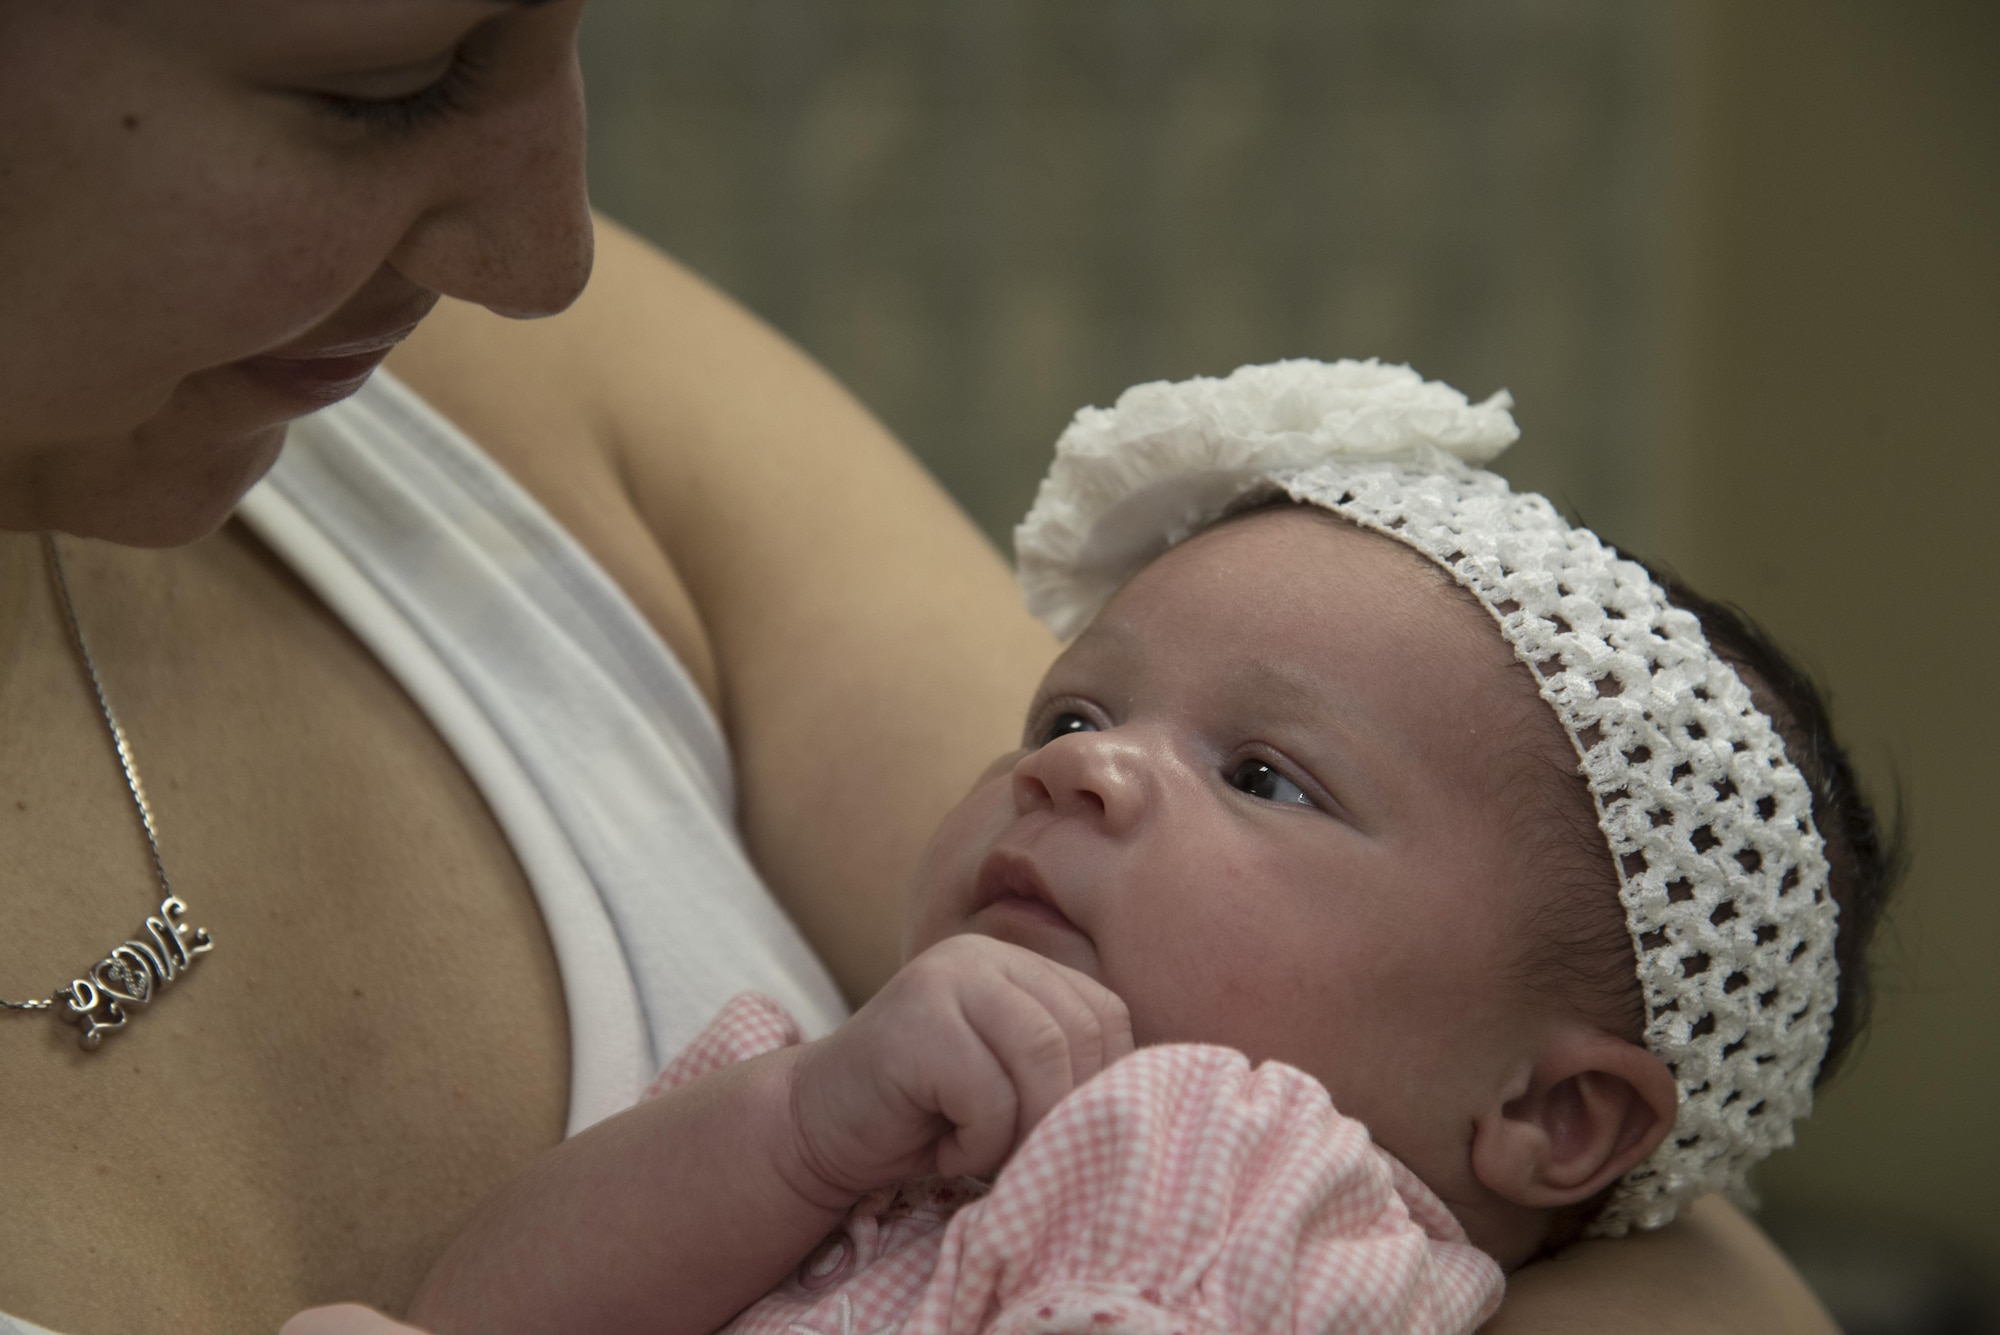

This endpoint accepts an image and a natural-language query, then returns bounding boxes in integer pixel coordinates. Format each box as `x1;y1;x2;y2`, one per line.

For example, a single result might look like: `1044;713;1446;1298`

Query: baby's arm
406;936;1132;1335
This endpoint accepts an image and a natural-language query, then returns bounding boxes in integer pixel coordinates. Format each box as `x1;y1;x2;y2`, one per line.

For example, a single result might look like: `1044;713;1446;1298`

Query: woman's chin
16;421;291;547
4;354;384;544
118;423;290;546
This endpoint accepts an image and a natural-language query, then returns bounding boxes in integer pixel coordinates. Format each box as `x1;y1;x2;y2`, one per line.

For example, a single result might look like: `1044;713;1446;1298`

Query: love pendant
55;896;214;1050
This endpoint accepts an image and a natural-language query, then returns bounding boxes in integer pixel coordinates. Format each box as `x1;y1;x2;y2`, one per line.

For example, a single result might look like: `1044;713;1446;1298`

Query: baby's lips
972;847;1071;923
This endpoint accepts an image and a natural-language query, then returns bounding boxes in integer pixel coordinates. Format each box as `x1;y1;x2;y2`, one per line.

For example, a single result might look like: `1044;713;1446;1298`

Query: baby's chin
939;905;1103;981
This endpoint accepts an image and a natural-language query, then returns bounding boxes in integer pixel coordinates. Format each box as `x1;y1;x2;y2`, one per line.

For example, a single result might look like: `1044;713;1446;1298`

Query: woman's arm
1484;1197;1836;1335
390;217;1057;1003
388;225;1837;1335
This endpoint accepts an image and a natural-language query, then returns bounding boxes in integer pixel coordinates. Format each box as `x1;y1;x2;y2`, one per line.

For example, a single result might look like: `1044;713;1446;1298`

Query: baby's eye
1039;712;1098;746
1229;759;1314;807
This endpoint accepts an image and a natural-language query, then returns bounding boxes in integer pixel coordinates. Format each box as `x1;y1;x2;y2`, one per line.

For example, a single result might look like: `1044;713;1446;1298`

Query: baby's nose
1011;731;1149;833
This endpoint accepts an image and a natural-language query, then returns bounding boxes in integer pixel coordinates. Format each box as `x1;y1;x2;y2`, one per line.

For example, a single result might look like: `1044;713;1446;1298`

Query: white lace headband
1014;359;1838;1235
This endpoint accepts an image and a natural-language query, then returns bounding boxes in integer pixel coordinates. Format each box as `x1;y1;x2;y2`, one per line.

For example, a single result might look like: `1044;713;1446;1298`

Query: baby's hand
786;935;1132;1197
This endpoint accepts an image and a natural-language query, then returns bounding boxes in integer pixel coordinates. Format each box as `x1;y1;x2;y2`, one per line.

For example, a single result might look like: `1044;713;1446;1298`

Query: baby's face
905;507;1576;1174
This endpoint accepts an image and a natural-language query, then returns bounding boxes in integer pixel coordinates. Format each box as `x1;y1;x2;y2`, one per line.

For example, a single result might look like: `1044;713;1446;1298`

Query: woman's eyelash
312;45;490;135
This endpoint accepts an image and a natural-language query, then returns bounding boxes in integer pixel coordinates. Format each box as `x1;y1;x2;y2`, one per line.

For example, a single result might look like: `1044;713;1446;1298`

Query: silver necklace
0;535;213;1049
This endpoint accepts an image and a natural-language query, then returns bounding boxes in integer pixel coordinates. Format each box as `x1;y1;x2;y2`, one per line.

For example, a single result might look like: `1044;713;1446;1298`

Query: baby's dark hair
1517;555;1902;1085
1227;498;1899;1080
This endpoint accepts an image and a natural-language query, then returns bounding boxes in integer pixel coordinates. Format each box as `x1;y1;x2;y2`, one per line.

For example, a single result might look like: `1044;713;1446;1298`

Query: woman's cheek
169;156;410;357
44;151;380;403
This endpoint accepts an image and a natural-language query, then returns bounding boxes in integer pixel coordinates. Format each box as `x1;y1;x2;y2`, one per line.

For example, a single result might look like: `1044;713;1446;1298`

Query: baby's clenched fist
783;936;1134;1201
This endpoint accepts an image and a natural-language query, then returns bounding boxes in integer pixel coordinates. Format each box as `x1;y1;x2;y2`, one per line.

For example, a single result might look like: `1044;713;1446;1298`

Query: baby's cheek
899;775;1013;957
897;856;957;960
1104;918;1244;1044
1115;873;1342;1055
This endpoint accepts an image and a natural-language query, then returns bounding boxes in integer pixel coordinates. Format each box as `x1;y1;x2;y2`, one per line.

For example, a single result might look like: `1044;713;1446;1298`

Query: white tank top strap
235;369;848;1133
1;1314;61;1335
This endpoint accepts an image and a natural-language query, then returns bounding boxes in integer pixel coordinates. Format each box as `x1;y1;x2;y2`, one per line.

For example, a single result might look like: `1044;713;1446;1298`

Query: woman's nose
1011;731;1150;835
385;45;594;318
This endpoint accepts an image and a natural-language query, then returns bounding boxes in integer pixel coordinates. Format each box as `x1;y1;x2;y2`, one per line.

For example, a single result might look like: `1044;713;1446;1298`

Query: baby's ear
1468;1028;1678;1210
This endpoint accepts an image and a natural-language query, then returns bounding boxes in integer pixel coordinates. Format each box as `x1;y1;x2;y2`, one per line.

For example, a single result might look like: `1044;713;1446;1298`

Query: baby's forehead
1202;504;1478;604
1075;506;1572;773
1133;507;1515;677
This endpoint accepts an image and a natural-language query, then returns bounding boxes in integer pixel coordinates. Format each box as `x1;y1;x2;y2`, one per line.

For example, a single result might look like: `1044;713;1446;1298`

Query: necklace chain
1;537;211;1043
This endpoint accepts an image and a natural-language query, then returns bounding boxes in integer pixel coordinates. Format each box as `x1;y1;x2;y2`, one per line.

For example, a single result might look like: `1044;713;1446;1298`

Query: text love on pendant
56;897;214;1049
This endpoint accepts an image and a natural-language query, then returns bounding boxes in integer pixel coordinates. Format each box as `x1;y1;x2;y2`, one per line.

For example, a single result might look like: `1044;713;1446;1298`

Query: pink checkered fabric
644;991;805;1100
650;994;1504;1335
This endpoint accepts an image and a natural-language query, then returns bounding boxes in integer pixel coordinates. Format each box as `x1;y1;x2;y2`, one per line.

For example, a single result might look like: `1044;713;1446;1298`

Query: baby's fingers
999;950;1134;1090
955;957;1125;1151
1069;965;1135;1069
927;1022;1022;1179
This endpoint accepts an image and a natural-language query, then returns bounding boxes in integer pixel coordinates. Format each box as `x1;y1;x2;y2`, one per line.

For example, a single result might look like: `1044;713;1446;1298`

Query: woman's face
0;0;594;543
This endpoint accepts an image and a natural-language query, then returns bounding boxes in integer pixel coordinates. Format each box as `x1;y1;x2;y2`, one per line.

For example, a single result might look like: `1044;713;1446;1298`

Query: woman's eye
1229;759;1314;807
309;45;489;135
1039;712;1098;746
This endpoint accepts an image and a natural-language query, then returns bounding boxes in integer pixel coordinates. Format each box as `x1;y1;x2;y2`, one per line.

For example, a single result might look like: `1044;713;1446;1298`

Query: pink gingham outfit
646;994;1503;1335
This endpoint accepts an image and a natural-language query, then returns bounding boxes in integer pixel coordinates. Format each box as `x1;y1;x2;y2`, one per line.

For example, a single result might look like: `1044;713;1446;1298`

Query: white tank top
6;373;851;1335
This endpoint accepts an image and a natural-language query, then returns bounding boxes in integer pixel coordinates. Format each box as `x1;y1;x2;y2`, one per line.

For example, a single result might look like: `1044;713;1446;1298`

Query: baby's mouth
971;850;1085;937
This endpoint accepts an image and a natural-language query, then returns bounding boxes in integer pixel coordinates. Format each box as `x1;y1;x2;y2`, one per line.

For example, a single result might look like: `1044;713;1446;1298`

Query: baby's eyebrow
1047;617;1144;684
1218;658;1369;735
1217;658;1390;810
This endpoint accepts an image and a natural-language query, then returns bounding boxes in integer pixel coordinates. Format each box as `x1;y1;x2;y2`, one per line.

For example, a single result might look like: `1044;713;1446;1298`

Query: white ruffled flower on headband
1016;359;1519;639
1014;359;1838;1236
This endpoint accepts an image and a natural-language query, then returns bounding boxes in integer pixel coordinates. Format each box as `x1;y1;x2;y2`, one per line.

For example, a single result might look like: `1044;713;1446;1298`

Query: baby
404;361;1887;1335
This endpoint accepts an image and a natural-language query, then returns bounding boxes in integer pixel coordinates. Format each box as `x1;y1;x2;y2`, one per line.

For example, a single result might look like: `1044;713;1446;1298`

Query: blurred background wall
581;0;1678;551
1664;5;1999;1331
577;2;1998;1327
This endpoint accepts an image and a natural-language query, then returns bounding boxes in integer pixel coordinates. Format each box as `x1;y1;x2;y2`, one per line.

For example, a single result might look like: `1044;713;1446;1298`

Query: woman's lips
237;349;394;408
235;322;425;410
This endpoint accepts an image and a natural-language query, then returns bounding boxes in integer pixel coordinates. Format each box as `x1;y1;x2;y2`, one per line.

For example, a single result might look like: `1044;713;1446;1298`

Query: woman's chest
0;525;568;1332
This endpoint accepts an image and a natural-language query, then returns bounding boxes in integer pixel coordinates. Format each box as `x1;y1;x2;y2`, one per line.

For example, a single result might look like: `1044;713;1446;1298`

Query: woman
0;2;1834;1332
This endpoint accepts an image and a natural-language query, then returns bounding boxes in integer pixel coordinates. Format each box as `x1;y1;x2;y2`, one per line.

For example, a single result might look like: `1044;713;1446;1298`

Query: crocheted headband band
1013;359;1838;1235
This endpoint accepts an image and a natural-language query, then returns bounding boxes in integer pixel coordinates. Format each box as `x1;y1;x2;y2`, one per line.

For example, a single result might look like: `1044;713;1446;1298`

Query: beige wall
1665;0;2000;1263
581;0;1680;551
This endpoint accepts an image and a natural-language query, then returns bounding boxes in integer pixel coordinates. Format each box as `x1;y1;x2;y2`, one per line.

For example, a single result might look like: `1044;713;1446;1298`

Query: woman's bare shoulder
384;220;1055;1001
1484;1198;1836;1335
383;221;730;708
